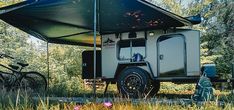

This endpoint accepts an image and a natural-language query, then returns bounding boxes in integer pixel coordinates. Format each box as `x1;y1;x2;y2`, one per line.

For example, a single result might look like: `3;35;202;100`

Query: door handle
159;55;164;60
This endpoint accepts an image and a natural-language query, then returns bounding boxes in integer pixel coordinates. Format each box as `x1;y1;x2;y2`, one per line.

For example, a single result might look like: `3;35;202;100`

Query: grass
0;82;234;110
0;89;34;110
0;92;233;110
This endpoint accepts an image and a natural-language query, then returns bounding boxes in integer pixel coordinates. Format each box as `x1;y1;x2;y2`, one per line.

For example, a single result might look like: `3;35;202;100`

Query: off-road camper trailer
0;0;233;98
82;29;201;97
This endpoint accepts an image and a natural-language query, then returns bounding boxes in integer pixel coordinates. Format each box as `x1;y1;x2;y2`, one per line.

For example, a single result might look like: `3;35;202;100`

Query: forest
0;0;233;109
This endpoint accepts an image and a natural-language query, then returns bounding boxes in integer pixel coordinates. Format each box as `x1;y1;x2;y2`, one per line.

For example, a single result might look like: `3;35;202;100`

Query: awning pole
93;0;97;98
47;42;50;92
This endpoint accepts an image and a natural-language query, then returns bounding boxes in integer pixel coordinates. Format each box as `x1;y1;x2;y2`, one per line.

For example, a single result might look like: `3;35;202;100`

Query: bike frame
0;63;19;73
0;60;25;88
0;53;47;91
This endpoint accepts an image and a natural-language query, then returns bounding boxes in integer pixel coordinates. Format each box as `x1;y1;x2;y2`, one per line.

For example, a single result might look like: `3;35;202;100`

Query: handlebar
0;53;28;72
0;53;14;59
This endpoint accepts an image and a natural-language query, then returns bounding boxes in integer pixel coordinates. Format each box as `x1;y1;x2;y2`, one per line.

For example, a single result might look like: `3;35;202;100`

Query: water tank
202;64;216;77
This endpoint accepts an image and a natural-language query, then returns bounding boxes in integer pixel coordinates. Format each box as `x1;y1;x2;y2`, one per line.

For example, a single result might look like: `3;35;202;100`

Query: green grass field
0;82;234;110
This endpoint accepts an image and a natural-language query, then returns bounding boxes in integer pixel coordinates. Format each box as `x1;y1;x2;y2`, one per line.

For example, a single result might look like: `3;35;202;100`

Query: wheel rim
0;76;4;89
123;72;143;93
20;77;35;91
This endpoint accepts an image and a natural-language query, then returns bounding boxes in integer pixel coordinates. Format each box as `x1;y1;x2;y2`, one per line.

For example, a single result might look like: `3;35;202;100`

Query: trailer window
119;40;131;60
118;39;146;60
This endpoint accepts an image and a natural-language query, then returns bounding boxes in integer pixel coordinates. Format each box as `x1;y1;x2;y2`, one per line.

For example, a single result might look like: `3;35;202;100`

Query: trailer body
83;29;200;81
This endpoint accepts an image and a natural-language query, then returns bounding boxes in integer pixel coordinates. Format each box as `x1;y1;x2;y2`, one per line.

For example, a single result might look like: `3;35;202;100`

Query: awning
0;0;201;47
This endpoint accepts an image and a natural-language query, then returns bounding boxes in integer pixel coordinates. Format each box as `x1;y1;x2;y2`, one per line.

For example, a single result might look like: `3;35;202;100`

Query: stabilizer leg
104;81;110;95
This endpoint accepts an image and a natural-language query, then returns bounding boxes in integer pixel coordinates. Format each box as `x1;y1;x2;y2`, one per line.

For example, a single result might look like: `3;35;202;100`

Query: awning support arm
47;42;50;92
51;31;93;39
93;0;97;99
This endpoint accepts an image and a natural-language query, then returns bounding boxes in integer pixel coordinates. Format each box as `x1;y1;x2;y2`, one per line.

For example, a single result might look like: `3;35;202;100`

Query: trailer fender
114;62;154;80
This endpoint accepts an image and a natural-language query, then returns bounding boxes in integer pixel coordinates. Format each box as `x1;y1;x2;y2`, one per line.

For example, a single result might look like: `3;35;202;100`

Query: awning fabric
0;0;201;46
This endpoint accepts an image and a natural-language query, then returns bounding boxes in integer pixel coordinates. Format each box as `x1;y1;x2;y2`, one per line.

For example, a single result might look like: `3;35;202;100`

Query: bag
192;74;215;101
132;53;143;62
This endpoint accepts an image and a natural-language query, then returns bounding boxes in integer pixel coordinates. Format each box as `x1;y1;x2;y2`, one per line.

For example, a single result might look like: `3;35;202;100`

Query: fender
114;61;154;80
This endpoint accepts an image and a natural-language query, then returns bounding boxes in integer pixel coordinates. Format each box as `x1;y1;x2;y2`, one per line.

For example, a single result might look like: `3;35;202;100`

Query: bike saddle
8;64;19;70
17;62;29;67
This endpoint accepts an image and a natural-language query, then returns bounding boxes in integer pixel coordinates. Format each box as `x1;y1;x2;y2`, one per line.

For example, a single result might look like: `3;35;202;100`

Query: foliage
0;21;88;96
0;0;22;7
160;82;195;93
160;0;183;15
199;0;234;78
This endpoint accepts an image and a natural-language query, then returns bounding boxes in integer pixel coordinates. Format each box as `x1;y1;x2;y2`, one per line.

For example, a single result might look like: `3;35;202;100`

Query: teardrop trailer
0;0;233;97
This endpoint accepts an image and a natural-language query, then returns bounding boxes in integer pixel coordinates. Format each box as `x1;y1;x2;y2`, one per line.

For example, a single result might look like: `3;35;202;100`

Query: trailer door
157;35;186;77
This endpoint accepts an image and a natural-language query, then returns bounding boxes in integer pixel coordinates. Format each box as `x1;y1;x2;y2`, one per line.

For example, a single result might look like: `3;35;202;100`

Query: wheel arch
114;62;154;80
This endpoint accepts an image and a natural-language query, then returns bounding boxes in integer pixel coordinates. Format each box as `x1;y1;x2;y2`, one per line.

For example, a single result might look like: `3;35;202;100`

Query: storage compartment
202;64;216;77
82;50;102;79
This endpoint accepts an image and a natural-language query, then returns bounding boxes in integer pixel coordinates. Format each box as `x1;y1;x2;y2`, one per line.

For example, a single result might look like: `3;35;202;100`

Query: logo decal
103;38;115;47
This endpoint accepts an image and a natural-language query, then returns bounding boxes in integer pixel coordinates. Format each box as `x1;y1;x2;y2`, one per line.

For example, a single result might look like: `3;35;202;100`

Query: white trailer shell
101;29;200;79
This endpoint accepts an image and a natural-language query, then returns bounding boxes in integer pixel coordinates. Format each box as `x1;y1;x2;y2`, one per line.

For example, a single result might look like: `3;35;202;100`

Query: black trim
102;77;234;84
154;77;234;83
145;61;154;78
144;31;148;40
102;78;116;84
155;77;200;83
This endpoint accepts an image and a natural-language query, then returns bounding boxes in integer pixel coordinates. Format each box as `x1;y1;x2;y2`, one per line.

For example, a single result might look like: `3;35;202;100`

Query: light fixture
149;31;154;36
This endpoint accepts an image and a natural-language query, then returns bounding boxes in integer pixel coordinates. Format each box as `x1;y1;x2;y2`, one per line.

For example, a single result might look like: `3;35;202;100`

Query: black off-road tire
0;74;4;89
117;67;149;98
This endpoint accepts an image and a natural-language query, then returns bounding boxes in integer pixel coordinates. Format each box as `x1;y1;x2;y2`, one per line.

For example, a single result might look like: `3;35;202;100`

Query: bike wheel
0;74;4;89
20;72;47;93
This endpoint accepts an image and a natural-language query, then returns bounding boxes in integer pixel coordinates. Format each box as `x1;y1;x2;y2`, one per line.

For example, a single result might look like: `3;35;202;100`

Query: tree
160;0;183;15
199;0;234;77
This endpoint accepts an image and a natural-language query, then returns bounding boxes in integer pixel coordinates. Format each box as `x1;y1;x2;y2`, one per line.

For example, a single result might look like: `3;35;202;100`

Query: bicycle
0;53;47;93
0;73;4;89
